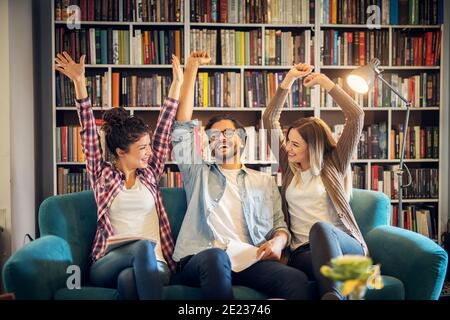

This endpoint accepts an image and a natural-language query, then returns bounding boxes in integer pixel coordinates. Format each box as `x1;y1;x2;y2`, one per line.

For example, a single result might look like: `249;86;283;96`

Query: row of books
57;71;440;111
343;123;439;161
57;167;90;195
55;27;441;67
265;30;314;66
334;122;389;160
390;125;439;160
55;28;131;65
109;70;315;109
194;72;241;108
131;29;184;65
352;164;366;189
244;71;316;108
392;30;441;66
221;29;261;66
56;126;86;163
56;27;185;66
160;168;183;188
55;0;443;25
55;0;184;22
391;204;438;240
189;0;314;24
320;0;443;25
191;28;314;67
322;73;440;109
112;72;172;107
371;165;439;199
191;29;263;66
190;29;218;65
321;30;390;66
57;73;108;108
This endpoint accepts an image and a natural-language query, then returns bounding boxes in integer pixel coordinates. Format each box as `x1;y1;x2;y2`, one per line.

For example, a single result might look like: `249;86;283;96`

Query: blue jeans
288;222;365;299
90;240;170;300
178;247;309;300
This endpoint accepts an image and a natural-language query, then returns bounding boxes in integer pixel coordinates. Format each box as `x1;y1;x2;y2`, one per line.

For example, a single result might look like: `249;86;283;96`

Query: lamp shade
346;59;379;94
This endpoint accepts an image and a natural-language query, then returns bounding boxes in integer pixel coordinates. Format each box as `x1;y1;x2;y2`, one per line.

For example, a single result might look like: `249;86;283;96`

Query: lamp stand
375;72;412;216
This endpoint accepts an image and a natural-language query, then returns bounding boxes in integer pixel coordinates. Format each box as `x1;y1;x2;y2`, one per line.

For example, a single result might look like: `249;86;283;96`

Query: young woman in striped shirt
54;51;183;299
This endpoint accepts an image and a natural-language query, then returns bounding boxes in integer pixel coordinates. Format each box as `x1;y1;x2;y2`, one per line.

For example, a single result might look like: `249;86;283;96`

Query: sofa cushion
162;285;269;300
160;188;188;240
39;191;97;283
54;287;119;300
365;276;405;300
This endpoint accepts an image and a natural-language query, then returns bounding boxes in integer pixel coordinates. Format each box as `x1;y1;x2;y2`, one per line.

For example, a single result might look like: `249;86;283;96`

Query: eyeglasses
206;129;236;141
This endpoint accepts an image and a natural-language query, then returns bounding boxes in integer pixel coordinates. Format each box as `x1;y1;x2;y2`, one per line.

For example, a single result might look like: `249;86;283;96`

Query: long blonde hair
287;117;352;200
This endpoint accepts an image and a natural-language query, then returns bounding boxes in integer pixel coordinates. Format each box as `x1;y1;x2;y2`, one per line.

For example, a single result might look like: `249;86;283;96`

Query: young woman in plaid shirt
54;51;183;299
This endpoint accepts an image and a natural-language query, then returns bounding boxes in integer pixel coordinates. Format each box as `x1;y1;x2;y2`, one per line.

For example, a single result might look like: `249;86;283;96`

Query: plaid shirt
76;97;178;272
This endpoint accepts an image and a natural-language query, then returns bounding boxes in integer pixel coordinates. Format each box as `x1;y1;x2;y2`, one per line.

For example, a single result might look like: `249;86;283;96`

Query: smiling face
208;119;242;164
116;133;153;170
286;128;309;166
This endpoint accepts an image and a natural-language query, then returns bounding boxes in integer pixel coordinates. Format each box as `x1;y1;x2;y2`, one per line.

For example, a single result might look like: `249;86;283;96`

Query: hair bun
102;107;128;134
103;107;128;126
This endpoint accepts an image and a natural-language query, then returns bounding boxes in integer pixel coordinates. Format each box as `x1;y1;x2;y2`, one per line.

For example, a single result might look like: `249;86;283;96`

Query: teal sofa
2;188;448;300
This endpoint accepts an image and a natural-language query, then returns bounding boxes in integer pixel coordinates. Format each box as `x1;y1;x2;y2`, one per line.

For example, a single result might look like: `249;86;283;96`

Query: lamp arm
375;73;411;105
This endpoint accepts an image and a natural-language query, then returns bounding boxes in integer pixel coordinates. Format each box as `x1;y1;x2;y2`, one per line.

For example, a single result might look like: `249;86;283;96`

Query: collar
212;163;249;176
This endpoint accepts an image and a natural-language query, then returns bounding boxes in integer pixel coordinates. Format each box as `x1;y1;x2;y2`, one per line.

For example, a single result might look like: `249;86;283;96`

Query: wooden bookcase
50;0;447;242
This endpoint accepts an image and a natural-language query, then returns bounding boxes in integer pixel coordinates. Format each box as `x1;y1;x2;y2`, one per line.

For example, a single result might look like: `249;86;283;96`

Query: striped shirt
263;85;369;255
76;97;178;271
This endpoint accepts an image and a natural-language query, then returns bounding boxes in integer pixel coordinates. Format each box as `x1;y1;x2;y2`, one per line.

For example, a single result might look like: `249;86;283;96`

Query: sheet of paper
226;239;260;272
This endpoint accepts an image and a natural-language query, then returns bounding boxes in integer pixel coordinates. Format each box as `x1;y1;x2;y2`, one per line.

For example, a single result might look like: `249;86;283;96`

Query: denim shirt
171;120;290;262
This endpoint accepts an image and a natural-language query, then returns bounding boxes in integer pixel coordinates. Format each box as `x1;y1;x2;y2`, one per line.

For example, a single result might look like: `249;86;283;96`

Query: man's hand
187;51;211;67
256;234;287;261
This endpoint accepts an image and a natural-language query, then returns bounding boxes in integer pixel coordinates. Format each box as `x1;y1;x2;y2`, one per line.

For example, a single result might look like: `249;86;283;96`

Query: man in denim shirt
170;52;309;300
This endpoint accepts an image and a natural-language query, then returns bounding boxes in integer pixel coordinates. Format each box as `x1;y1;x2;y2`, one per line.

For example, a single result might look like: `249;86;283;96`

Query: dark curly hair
101;108;151;157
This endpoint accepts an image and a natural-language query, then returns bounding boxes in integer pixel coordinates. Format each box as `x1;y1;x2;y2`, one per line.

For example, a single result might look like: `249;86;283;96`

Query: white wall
0;0;13;282
0;0;36;281
8;0;36;251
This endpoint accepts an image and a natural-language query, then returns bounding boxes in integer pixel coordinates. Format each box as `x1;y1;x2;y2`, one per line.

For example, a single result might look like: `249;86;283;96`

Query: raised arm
262;63;313;172
303;72;364;174
54;52;104;184
147;55;182;179
176;52;211;121
171;52;211;183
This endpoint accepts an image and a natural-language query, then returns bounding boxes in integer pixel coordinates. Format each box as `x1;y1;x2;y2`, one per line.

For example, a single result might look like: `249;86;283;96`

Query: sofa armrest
2;235;73;299
366;226;448;300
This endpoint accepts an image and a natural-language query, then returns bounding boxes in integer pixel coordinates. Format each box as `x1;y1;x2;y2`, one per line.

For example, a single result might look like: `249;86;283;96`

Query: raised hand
54;51;88;100
303;72;335;91
187;51;212;66
54;51;86;84
171;54;183;84
280;63;314;89
287;63;314;80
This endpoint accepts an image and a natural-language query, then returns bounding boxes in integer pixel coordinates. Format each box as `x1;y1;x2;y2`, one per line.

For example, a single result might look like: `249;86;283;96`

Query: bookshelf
50;0;447;243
